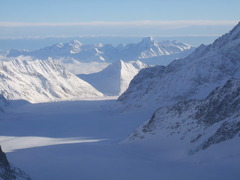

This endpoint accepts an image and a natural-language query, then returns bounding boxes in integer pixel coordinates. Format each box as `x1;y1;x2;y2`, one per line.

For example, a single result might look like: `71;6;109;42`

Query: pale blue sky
0;0;239;41
1;0;239;22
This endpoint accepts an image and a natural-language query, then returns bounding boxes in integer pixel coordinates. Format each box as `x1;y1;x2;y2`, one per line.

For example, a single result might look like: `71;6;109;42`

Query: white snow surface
0;98;239;180
78;60;149;96
118;22;240;109
0;57;103;103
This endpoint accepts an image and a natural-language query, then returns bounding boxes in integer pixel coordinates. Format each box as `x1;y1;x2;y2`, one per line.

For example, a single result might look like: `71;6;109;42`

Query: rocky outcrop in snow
78;60;148;96
128;78;240;154
0;95;8;113
0;146;31;180
118;22;240;109
7;38;194;64
0;58;103;103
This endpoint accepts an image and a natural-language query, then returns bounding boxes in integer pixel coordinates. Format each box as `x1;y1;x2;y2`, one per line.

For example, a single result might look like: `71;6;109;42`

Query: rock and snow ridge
78;60;149;96
0;95;8;113
128;78;240;155
118;22;240;109
7;38;194;64
0;58;103;103
0;146;31;180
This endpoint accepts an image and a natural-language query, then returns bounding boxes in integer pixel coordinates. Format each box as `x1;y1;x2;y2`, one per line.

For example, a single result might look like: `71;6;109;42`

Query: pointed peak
141;37;154;43
208;21;240;49
228;21;240;35
69;40;82;46
112;59;124;67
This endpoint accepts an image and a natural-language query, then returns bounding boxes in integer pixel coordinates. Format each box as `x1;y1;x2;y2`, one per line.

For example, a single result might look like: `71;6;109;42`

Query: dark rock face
202;121;240;150
195;79;240;125
0;147;10;169
0;146;32;180
0;95;9;113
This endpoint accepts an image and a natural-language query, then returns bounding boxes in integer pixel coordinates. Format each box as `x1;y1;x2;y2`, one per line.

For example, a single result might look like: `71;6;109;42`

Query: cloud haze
0;20;237;27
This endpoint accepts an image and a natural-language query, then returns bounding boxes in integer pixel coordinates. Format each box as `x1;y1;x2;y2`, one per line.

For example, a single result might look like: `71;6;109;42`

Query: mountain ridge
128;78;240;155
0;58;103;103
118;22;240;109
7;38;194;63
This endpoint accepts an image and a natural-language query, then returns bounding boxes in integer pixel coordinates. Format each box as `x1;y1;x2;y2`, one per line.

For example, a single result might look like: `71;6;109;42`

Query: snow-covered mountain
0;146;31;180
78;60;148;96
7;38;194;64
128;78;240;155
0;58;103;103
118;22;240;109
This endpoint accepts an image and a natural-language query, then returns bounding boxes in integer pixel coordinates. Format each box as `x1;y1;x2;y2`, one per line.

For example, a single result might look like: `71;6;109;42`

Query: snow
0;98;239;180
78;60;149;96
118;22;240;109
7;38;194;65
0;136;105;153
1;23;240;180
0;57;103;103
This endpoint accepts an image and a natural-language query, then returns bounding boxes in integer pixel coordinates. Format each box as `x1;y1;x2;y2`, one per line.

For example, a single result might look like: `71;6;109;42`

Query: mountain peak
209;21;240;49
69;40;82;46
118;22;240;109
140;37;154;44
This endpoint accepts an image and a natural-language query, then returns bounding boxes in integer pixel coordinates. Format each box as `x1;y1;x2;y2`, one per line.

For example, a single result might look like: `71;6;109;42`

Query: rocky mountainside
7;38;194;63
0;58;103;103
128;78;240;154
0;146;31;180
78;60;148;96
118;22;240;109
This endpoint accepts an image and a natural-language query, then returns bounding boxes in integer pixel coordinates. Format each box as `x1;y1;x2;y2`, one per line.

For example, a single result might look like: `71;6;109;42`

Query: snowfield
0;98;239;180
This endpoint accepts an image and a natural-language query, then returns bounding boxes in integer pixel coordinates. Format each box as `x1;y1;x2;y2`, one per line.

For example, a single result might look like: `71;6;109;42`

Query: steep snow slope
0;146;31;180
118;22;240;109
0;58;103;103
128;78;240;155
7;38;194;63
78;60;148;96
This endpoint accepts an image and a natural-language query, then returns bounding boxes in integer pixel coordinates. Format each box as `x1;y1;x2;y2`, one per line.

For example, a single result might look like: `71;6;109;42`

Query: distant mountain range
7;37;194;64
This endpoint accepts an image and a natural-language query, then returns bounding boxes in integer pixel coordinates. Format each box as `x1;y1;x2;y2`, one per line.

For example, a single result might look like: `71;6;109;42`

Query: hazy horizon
0;35;220;51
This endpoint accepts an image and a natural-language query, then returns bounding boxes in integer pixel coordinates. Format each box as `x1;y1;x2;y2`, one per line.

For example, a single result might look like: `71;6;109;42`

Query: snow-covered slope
0;146;31;180
78;60;148;96
128;78;240;155
7;38;194;64
118;22;240;109
0;58;103;103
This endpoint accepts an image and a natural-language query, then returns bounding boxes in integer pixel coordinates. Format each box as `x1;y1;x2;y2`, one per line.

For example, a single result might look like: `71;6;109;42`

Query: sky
0;0;239;49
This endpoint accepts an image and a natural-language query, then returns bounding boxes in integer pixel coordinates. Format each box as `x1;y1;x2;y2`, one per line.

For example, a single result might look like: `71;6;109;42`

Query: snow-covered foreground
0;99;239;180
